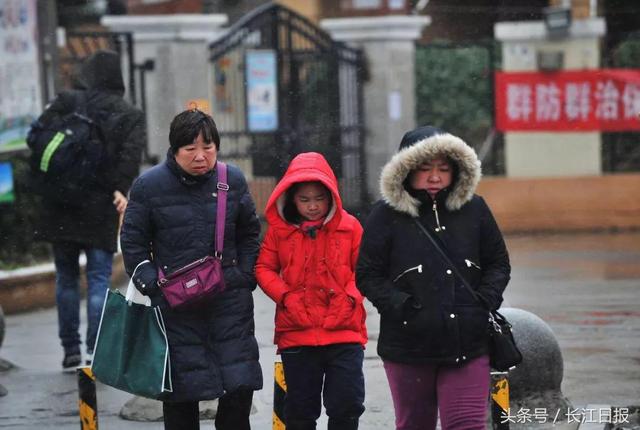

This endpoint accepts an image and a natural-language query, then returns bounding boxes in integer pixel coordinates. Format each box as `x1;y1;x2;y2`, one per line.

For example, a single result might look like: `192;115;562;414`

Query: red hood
265;152;343;228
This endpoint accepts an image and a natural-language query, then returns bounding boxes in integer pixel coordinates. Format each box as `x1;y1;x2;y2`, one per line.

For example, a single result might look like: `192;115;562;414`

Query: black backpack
27;92;106;206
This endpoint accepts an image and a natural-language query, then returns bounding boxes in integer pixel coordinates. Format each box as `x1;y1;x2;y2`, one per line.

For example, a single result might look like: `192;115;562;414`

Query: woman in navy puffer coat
120;110;262;430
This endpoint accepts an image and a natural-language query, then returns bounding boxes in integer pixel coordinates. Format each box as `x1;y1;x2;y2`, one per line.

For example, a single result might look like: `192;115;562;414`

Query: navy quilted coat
120;152;263;402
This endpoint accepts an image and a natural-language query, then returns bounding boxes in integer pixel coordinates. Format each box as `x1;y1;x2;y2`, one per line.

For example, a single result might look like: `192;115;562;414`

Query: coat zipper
432;200;445;232
464;259;481;269
393;264;423;283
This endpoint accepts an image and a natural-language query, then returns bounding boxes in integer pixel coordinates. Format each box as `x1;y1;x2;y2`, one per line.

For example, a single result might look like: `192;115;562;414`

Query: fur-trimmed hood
379;127;481;217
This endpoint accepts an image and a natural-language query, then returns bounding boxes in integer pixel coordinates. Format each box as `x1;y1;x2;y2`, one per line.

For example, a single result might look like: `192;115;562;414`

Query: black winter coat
34;51;146;252
120;152;263;402
356;128;510;365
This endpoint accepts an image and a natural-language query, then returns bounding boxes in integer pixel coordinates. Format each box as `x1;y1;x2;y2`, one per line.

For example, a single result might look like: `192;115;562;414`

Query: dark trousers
162;389;254;430
280;343;365;430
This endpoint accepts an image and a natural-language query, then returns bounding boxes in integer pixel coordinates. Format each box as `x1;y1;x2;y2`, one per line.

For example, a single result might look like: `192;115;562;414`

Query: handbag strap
413;219;507;329
157;162;228;278
412;218;483;306
215;161;228;259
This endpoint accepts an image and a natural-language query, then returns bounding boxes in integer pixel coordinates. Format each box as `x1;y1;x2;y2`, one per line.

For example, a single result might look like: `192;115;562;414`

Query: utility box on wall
537;50;564;71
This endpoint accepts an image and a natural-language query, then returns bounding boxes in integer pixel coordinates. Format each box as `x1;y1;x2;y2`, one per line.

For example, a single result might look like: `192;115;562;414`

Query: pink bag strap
214;161;228;260
157;162;228;278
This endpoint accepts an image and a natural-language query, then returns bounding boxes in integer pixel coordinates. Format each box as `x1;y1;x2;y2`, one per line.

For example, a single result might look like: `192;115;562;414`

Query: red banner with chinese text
495;69;640;132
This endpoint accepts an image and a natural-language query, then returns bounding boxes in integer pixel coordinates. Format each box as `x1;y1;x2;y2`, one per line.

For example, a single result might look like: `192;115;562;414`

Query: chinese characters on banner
495;70;640;132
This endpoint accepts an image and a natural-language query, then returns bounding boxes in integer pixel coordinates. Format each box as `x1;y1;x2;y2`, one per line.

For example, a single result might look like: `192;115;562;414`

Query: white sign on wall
388;91;402;120
0;0;42;153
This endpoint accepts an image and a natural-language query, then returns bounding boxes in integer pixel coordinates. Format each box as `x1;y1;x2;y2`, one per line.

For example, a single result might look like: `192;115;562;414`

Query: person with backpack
28;50;146;370
255;152;367;430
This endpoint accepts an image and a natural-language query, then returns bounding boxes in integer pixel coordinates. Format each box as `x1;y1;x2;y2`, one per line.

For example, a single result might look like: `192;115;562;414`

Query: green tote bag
92;264;172;400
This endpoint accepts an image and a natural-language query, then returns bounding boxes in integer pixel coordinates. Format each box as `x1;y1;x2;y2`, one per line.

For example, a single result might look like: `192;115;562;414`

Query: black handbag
413;219;523;371
487;309;523;371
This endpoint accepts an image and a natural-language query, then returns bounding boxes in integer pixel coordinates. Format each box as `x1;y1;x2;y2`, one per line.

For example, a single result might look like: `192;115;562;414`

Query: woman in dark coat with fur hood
356;126;511;430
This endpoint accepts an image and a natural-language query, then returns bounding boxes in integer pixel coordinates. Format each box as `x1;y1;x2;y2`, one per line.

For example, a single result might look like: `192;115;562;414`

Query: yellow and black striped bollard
273;361;287;430
491;371;510;430
77;366;98;430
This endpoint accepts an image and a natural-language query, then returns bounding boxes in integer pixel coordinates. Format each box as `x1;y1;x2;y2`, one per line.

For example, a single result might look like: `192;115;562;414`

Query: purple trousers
383;355;490;430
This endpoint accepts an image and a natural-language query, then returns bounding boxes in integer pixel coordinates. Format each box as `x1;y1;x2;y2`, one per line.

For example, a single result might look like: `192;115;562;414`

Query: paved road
1;231;639;429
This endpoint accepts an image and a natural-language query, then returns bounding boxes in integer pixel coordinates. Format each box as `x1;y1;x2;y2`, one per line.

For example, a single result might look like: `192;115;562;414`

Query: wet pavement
503;232;640;409
1;231;639;429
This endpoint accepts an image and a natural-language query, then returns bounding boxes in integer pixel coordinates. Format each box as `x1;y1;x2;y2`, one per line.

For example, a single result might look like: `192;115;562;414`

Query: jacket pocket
322;290;364;332
275;289;313;332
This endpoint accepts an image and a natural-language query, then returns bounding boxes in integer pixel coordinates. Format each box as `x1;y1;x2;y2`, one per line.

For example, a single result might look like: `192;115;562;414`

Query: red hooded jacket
256;152;367;350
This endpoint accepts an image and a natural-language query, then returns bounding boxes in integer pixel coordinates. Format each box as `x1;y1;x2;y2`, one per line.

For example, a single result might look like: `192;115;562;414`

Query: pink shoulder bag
157;162;228;309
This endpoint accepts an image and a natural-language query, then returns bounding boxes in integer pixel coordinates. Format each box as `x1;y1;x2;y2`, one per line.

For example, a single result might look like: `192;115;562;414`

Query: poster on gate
495;69;640;132
245;50;278;132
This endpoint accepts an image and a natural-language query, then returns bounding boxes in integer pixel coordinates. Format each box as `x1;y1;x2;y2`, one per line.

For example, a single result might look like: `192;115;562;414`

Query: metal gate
209;3;367;215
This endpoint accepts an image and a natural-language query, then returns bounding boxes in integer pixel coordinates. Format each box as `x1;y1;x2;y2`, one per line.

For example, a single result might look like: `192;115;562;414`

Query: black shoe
62;353;81;372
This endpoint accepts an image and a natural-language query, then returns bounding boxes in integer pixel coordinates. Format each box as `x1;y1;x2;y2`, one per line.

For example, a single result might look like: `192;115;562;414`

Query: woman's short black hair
169;109;220;153
282;181;332;224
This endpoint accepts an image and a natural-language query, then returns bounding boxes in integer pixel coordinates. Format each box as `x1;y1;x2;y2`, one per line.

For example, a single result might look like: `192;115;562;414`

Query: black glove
402;296;423;316
223;266;255;290
132;262;161;298
401;297;435;335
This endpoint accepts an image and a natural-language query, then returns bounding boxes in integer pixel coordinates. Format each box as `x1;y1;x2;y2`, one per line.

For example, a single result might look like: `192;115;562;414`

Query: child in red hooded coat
256;152;367;430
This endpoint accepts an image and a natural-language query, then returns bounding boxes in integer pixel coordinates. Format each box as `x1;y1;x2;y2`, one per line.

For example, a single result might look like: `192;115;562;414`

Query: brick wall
478;174;640;233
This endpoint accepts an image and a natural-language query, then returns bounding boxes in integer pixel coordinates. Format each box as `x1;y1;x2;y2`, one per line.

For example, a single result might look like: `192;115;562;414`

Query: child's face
293;182;330;222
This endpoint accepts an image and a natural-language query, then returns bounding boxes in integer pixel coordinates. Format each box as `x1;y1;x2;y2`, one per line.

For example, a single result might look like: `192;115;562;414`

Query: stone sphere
499;308;573;424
